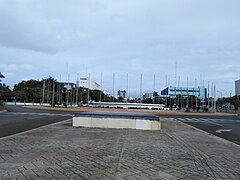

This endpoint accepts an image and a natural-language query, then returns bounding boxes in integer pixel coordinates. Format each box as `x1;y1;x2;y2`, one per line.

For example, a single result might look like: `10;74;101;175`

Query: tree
0;72;5;82
142;98;153;104
13;79;43;103
228;96;240;112
0;73;12;106
0;84;13;106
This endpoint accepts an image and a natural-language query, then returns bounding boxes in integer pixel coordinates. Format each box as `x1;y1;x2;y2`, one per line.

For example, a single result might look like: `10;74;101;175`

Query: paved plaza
0;118;240;179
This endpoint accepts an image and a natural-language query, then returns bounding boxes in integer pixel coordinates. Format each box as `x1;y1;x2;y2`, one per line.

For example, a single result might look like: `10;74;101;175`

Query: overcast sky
0;0;239;97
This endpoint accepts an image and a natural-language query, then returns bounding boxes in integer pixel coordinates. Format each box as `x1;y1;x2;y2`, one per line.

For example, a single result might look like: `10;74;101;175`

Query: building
161;86;207;100
61;82;77;90
78;77;101;90
118;90;127;99
235;80;240;96
143;93;154;99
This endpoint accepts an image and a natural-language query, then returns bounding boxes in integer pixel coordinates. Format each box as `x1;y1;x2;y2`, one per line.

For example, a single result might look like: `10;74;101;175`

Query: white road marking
216;129;232;133
204;121;223;127
176;118;225;126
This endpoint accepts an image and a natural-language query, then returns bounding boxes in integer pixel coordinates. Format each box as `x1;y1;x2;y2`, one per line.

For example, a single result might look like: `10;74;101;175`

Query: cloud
0;0;239;96
0;72;14;77
0;64;34;72
0;1;90;54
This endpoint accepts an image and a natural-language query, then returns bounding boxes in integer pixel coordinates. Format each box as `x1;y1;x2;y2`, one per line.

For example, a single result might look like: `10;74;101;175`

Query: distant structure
78;77;101;90
90;102;165;110
117;90;127;99
161;86;207;100
143;93;154;99
235;80;240;96
61;82;77;90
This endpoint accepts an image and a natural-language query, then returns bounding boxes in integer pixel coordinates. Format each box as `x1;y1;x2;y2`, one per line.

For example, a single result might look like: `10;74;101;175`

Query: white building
78;77;101;90
235;80;240;96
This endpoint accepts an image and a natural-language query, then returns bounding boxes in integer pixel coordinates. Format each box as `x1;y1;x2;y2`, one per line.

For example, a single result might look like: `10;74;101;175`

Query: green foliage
0;73;12;104
117;96;124;102
0;72;5;81
13;80;42;102
217;96;240;112
90;90;101;102
228;96;240;111
142;98;153;104
0;84;12;101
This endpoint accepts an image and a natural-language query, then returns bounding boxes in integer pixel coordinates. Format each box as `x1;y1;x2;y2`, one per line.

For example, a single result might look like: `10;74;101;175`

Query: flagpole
153;74;155;104
140;73;143;104
112;72;115;102
100;72;102;102
126;73;129;102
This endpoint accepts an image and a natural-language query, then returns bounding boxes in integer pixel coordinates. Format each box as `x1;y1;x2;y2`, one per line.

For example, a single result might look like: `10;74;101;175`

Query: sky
0;0;240;97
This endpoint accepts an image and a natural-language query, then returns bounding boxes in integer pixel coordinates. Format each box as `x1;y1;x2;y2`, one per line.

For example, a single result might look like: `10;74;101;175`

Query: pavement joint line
174;118;240;148
0;118;73;141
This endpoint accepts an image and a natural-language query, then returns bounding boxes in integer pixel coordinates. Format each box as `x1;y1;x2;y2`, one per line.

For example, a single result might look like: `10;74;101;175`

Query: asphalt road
171;116;240;145
1;106;240;146
0;106;73;138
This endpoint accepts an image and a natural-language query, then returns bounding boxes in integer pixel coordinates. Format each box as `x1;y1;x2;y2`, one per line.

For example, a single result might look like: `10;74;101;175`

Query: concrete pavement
0;118;240;179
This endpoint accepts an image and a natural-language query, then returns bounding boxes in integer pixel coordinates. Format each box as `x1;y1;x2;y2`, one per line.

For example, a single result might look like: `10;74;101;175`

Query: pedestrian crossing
175;117;238;123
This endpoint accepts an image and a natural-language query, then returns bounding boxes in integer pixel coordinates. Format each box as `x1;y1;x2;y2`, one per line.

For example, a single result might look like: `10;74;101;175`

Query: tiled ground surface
0;118;240;179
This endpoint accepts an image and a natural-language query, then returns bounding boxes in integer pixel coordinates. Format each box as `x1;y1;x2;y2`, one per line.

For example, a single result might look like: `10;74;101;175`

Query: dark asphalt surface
171;116;240;145
1;106;240;146
0;106;73;138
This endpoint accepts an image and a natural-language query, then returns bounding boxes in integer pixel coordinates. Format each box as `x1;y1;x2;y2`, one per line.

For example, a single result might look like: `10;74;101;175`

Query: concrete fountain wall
73;111;161;130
